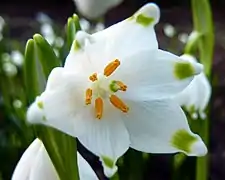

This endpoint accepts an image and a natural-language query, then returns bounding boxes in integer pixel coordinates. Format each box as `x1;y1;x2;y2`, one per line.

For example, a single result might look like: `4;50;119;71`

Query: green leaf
36;127;79;180
26;35;80;180
23;39;40;103
67;17;76;50
33;34;61;77
191;0;214;75
72;14;82;31
66;14;82;50
191;1;214;180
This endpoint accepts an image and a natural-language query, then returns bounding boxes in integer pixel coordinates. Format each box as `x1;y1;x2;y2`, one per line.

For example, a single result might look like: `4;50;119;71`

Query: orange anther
89;73;98;82
95;97;103;119
116;81;127;91
85;88;92;105
110;95;129;113
104;59;120;77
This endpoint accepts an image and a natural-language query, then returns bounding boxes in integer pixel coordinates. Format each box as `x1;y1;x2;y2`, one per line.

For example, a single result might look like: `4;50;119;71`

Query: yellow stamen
85;88;92;105
116;81;127;91
110;95;129;113
104;59;120;77
89;73;98;82
95;97;103;119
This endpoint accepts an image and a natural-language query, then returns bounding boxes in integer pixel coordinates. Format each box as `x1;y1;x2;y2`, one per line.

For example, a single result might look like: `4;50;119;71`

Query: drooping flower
175;54;211;119
27;3;207;177
12;138;98;180
73;0;123;19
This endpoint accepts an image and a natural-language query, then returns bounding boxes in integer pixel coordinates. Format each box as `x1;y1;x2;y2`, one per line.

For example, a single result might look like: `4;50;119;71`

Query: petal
77;106;130;177
65;4;159;75
123;99;207;156
12;139;42;180
45;67;65;91
113;49;203;101
78;153;98;180
196;73;211;111
64;31;93;74
13;139;97;180
27;70;89;137
29;142;59;180
92;3;159;58
64;31;109;75
175;54;211;114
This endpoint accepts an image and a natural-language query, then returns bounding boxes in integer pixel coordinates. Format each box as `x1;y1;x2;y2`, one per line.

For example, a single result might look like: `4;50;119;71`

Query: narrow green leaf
191;0;214;75
67;17;76;50
191;1;214;180
23;39;39;103
36;127;79;180
33;34;61;77
66;14;81;50
72;14;82;31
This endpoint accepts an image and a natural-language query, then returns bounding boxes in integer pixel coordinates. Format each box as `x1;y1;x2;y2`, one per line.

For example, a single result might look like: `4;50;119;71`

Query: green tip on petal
73;40;81;51
101;156;114;169
136;14;154;27
171;129;198;153
37;101;44;109
174;61;195;80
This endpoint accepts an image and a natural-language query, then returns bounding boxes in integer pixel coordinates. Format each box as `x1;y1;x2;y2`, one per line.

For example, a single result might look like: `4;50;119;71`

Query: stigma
85;59;129;119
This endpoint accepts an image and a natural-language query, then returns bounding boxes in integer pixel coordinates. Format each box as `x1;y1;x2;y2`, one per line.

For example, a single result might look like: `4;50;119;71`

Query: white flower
175;54;211;119
12;138;98;180
74;0;123;19
27;3;207;177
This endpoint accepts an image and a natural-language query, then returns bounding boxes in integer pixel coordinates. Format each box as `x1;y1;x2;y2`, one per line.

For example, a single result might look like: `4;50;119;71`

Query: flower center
85;59;129;119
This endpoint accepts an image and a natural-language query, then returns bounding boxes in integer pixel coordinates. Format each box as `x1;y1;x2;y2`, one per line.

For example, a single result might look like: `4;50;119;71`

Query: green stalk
110;172;120;180
196;116;209;180
191;0;214;180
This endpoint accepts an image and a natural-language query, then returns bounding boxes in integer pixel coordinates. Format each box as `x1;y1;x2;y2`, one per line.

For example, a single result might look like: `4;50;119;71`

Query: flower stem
191;0;214;179
196;116;209;180
110;172;120;180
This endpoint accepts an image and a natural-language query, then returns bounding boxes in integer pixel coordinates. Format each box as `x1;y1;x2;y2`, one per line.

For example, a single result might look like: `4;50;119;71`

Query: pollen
110;95;129;113
85;88;92;105
104;59;120;77
110;80;127;92
95;97;103;119
115;81;127;91
87;58;129;119
89;73;98;82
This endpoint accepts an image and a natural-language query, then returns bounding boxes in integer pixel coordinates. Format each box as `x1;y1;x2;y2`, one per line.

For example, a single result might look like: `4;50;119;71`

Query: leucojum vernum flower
27;3;208;177
175;54;211;119
12;138;98;180
73;0;123;19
